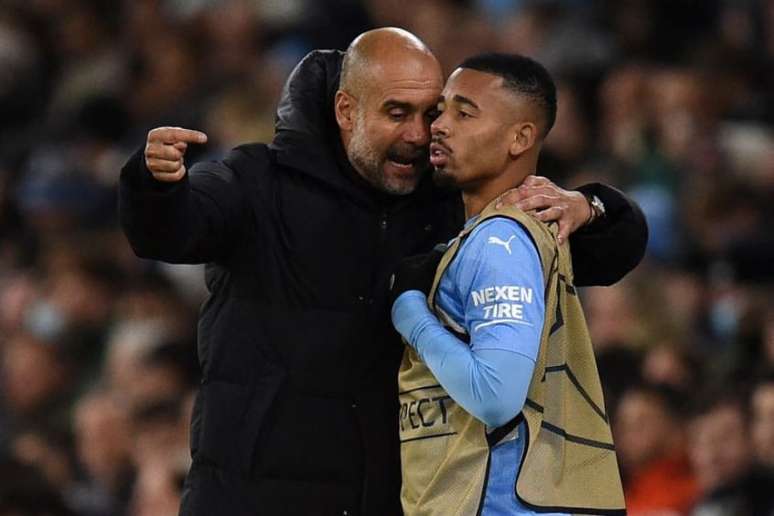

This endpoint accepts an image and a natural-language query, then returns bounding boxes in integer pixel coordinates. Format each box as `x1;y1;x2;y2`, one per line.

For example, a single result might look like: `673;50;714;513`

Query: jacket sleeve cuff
570;182;649;286
120;145;188;195
575;183;629;232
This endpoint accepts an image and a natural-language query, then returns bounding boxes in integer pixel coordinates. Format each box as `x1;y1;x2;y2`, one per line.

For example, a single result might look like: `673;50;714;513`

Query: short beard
432;167;457;190
347;113;422;196
347;114;384;189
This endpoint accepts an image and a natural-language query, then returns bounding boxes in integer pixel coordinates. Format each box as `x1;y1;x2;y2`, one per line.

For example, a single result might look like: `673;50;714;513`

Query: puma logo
487;235;516;255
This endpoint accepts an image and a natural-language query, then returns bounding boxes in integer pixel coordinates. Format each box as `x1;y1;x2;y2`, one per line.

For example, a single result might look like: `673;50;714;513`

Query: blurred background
0;0;773;515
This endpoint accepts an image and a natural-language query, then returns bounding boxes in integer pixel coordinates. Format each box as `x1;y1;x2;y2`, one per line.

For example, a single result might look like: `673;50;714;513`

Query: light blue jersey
440;217;566;515
393;216;569;515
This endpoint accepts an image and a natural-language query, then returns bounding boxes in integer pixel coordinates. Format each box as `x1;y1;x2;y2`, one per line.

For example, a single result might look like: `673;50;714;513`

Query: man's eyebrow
382;100;414;111
452;94;479;110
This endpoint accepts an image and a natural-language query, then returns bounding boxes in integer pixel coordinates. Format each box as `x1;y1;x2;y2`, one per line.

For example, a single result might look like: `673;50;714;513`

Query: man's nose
431;115;448;138
403;116;431;145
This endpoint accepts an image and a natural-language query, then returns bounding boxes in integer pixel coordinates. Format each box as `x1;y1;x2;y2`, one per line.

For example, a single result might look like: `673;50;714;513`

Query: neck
463;190;494;220
462;161;536;219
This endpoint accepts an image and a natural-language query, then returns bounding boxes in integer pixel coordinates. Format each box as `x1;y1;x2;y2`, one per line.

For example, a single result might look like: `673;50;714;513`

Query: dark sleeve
118;147;248;264
568;183;648;287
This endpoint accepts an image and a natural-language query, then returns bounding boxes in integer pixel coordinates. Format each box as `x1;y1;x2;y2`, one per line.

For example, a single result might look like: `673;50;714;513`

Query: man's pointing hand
145;127;208;182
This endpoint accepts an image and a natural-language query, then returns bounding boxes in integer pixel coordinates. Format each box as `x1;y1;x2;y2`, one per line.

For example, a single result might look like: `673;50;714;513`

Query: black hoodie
119;50;647;516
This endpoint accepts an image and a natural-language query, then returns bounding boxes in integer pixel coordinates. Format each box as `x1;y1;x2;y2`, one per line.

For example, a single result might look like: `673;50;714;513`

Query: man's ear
335;90;356;131
509;122;538;158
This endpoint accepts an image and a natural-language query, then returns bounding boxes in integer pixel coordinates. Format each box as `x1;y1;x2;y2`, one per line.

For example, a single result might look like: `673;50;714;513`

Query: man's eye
457;110;472;119
389;111;407;121
426;109;440;121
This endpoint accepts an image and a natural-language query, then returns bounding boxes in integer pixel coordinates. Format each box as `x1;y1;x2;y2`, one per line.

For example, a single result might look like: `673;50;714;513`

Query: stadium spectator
615;383;699;514
688;392;774;515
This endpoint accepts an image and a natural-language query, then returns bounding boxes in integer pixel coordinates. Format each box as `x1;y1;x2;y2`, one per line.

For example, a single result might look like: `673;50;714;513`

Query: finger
148;127;208;145
533;205;565;223
518;184;559;198
147;127;179;144
521;175;551;188
170;127;207;144
173;141;188;152
146;157;183;173
151;166;187;183
557;217;572;245
515;193;561;212
495;187;526;208
532;206;568;243
145;143;184;161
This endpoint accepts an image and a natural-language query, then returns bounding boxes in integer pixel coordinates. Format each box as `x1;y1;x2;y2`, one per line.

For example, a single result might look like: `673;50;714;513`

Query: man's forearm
119;148;243;264
392;291;534;428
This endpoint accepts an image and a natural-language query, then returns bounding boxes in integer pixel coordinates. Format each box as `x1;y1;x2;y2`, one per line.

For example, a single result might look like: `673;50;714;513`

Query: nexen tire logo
471;285;535;331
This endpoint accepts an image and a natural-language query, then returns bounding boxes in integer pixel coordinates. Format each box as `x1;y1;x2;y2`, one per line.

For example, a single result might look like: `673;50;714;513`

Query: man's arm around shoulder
500;176;648;287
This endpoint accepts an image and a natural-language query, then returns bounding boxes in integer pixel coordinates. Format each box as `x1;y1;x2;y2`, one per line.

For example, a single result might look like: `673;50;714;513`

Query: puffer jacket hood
270;50;353;192
274;49;343;144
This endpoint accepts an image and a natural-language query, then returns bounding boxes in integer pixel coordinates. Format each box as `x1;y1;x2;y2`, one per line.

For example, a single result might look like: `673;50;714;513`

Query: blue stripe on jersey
482;421;568;516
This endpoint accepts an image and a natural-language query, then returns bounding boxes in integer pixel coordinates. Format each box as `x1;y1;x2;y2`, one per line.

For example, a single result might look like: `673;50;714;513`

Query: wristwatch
585;194;606;226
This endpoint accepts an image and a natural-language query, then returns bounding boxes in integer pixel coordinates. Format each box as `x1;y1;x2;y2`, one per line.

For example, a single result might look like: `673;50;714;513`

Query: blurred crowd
0;0;773;515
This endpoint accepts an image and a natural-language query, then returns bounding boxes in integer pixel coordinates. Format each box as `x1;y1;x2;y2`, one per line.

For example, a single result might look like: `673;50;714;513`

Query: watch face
592;196;605;216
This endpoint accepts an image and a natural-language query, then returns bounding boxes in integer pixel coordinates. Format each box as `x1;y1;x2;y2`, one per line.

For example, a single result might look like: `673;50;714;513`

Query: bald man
119;28;647;515
334;29;442;196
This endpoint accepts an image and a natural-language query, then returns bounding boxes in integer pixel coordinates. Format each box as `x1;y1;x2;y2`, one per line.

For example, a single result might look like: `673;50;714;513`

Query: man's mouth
386;150;427;173
430;142;450;167
387;157;415;171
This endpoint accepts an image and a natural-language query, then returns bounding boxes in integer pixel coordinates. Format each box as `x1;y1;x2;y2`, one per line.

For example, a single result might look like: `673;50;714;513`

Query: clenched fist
144;126;208;182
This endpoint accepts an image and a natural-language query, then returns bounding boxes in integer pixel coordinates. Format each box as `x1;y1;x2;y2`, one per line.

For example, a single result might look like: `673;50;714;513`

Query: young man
392;54;626;515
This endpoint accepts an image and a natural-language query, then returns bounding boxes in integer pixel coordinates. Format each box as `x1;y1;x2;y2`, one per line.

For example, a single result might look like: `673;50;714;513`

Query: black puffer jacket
118;50;647;516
